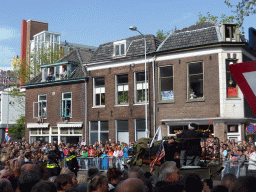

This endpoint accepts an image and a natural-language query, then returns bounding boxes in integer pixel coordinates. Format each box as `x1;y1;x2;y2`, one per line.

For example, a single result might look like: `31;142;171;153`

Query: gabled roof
89;35;162;63
157;22;220;52
25;49;93;85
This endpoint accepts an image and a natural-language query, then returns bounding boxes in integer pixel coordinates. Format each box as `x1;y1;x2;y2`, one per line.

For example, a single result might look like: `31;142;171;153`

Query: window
135;119;146;141
116;74;128;105
226;60;238;98
114;42;126;56
94;77;105;107
116;120;129;144
159;66;174;101
225;25;236;42
51;127;58;134
228;125;238;133
90;121;109;144
61;92;72;117
187;62;204;100
33;95;47;119
135;72;148;103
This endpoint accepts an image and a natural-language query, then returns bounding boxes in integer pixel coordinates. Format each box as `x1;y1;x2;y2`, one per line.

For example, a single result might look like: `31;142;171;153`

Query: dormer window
113;40;126;57
225;25;238;42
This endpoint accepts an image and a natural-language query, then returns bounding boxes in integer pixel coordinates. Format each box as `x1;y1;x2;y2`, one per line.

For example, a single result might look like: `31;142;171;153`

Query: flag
150;126;162;147
150;141;165;173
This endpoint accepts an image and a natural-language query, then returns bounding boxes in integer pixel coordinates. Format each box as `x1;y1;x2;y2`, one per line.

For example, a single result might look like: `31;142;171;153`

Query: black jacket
177;129;209;156
163;141;178;161
46;159;61;177
66;151;79;171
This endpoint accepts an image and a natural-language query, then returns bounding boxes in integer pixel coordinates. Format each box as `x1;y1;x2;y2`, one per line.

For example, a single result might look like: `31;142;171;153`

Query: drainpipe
85;78;88;145
152;56;156;134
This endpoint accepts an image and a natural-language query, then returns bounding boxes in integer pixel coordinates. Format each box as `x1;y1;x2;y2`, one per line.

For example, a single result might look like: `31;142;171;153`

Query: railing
61;156;131;171
221;160;256;178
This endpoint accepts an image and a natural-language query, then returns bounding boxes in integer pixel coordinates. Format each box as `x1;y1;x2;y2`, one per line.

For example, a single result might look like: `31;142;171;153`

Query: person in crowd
55;174;73;192
115;178;147;192
46;71;55;81
107;148;114;168
101;150;108;170
0;179;14;192
163;137;178;162
82;148;89;170
65;145;79;176
221;173;236;190
31;180;57;192
48;176;58;183
229;176;256;192
87;175;108;192
47;151;61;177
158;161;181;183
18;170;42;192
107;168;122;192
179;173;203;192
211;185;228;192
77;175;87;186
176;123;209;166
76;167;100;192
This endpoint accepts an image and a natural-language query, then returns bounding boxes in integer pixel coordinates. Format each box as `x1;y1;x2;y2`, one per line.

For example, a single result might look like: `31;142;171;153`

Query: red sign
229;61;256;116
246;124;256;134
227;87;238;97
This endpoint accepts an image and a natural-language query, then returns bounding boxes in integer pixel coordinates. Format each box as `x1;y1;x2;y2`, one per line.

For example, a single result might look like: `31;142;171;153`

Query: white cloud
0;27;20;41
0;45;17;67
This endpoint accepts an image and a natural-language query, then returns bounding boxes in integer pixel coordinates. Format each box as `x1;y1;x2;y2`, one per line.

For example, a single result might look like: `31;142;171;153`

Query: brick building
25;21;256;144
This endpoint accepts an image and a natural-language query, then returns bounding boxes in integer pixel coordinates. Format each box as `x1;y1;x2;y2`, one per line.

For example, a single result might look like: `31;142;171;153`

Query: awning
57;122;83;128
27;123;49;128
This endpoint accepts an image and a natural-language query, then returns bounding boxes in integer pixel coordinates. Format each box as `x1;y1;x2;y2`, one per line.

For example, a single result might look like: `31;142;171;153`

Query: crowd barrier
61;156;131;171
221;160;256;178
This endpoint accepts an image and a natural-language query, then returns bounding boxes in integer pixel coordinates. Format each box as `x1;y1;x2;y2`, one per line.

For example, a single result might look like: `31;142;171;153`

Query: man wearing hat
176;123;209;166
66;144;79;176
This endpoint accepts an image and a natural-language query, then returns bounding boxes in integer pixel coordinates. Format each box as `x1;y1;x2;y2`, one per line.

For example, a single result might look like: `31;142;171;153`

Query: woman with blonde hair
87;175;108;192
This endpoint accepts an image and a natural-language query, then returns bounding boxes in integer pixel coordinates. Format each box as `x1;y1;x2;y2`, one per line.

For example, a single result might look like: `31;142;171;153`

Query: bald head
115;178;147;192
60;168;72;175
0;169;11;179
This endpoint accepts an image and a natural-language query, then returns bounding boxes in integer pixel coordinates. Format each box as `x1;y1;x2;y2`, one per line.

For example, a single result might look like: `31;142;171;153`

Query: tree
224;0;256;34
156;26;179;40
8;115;25;139
197;12;234;24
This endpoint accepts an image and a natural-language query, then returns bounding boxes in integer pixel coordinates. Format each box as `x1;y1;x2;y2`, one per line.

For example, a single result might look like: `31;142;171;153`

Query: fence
221;160;256;178
61;156;131;171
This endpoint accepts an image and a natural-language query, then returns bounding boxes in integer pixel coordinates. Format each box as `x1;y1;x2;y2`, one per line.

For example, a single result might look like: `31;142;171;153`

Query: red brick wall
87;62;154;143
155;53;220;129
25;82;85;141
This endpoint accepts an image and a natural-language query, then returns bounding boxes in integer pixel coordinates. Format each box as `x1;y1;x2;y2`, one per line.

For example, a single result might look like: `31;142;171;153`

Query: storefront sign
246;124;256;134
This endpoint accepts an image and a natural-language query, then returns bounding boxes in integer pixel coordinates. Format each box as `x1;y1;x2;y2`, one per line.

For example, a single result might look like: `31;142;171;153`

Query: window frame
134;71;149;104
187;61;204;101
89;121;109;144
93;77;105;107
38;94;47;119
226;59;238;98
115;74;129;105
116;120;129;143
135;119;147;141
113;40;126;57
158;65;174;102
61;92;72;118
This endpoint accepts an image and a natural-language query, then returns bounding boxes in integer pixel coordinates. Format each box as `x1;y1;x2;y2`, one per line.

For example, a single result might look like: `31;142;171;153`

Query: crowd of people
0;134;256;192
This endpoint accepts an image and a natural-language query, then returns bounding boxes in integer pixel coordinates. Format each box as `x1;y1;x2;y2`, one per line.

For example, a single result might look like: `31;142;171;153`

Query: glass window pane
31;129;38;134
136;72;147;82
61;128;69;134
66;100;72;116
39;95;46;101
74;128;82;134
160;78;173;92
117;120;128;131
42;128;49;134
52;127;58;134
137;131;145;141
95;78;105;87
189;62;203;75
90;133;98;145
121;44;125;55
117;74;128;84
63;93;71;99
100;133;109;143
117;132;129;144
96;94;100;105
160;66;173;77
101;121;108;131
115;45;119;55
189;74;203;98
101;93;105;105
91;121;98;131
136;119;145;131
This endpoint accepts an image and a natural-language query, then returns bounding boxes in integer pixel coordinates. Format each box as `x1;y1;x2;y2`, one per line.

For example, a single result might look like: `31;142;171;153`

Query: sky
0;0;256;68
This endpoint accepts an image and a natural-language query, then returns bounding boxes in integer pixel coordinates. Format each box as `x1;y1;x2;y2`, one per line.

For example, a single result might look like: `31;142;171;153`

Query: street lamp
129;26;149;138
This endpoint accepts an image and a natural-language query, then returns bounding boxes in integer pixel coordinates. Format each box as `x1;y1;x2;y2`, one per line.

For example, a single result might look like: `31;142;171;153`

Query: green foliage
156;27;179;40
224;0;256;34
197;12;234;24
9;115;25;139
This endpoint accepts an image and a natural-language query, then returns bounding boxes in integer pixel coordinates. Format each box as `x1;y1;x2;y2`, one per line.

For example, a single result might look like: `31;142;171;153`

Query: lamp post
129;26;149;138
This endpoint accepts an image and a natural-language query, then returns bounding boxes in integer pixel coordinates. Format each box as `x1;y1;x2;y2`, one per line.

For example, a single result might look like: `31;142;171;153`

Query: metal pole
7;76;9;141
144;38;148;138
